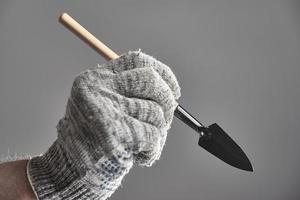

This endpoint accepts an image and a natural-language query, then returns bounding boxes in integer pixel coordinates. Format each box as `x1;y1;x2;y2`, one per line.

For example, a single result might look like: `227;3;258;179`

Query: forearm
0;160;36;200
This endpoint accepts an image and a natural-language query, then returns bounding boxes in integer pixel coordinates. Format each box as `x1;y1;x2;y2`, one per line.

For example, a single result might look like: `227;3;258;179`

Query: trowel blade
198;123;253;172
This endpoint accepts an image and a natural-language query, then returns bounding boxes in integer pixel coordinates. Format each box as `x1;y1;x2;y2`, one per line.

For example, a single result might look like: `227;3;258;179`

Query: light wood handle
59;12;120;60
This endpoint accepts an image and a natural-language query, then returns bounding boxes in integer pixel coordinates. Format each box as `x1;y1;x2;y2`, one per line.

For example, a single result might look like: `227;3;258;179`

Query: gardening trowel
59;12;253;172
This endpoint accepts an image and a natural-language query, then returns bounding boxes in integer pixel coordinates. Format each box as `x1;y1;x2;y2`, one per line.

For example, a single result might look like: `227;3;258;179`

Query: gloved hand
27;50;181;200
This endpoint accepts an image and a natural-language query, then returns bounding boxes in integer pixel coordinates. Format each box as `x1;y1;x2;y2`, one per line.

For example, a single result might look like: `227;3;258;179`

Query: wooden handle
58;13;201;137
59;12;120;60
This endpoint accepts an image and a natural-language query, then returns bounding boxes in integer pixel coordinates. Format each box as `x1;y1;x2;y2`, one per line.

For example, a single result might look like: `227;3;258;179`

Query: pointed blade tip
222;156;254;172
246;163;254;172
239;164;253;172
241;153;254;172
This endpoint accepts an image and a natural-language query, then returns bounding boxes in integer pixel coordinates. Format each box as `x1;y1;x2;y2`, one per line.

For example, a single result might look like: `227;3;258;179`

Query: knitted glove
27;50;181;200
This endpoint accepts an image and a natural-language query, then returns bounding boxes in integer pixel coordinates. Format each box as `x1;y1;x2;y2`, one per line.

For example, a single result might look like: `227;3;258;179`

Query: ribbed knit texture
27;50;181;200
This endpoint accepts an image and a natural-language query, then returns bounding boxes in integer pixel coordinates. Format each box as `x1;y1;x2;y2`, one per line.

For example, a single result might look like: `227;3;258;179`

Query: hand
27;50;181;200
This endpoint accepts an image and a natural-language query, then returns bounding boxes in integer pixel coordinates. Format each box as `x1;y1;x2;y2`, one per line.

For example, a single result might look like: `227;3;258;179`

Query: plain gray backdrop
1;0;300;199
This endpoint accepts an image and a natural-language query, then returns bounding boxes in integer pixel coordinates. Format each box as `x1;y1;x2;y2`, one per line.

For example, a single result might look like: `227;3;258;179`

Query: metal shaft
174;105;205;136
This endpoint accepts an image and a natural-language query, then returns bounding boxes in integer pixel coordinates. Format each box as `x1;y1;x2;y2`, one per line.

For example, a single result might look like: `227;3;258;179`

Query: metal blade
198;123;253;172
174;105;253;172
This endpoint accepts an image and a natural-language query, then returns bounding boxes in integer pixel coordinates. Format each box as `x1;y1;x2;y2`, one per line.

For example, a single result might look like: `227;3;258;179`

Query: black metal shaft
174;105;206;135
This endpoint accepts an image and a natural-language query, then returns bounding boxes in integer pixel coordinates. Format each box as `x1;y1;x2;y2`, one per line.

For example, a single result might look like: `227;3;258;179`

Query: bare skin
0;160;36;200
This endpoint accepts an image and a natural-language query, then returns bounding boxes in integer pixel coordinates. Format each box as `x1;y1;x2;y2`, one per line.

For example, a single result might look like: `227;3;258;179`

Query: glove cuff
27;140;90;199
27;139;133;200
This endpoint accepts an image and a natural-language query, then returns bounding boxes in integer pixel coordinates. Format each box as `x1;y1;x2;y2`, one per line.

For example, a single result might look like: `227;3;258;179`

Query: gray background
0;0;299;199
